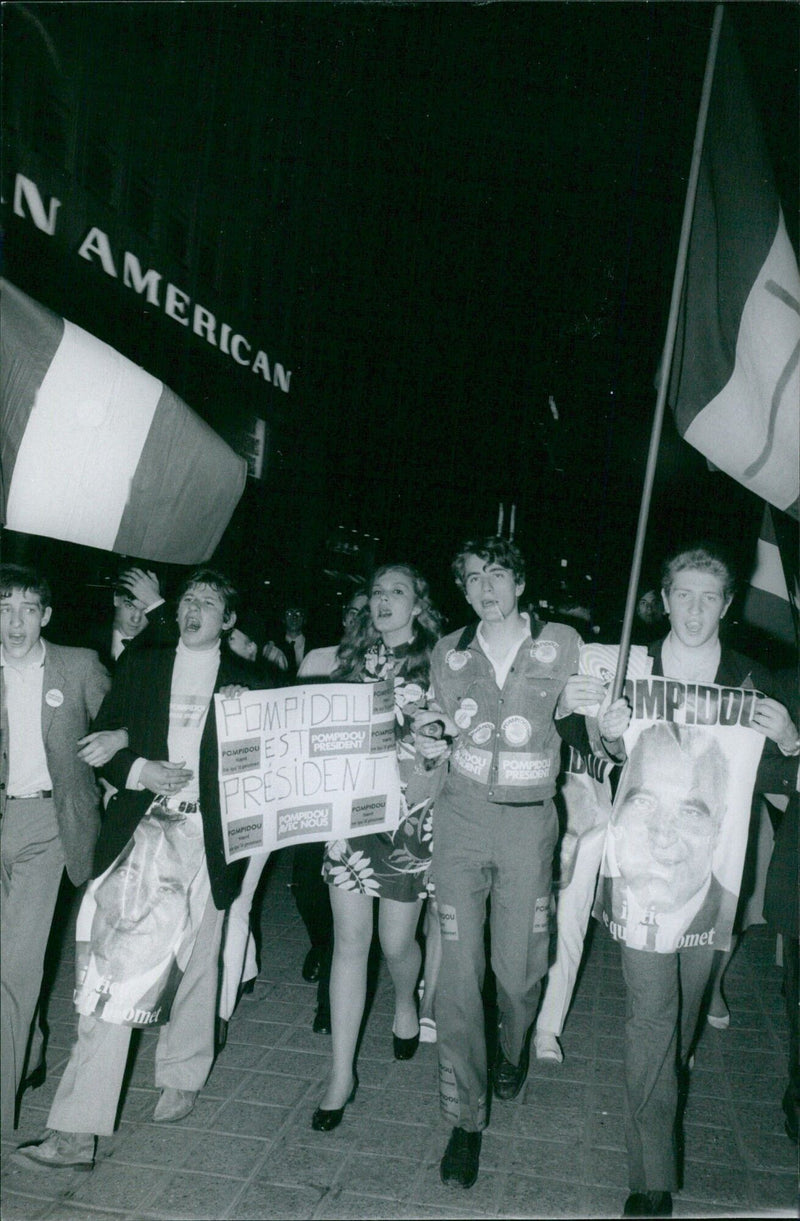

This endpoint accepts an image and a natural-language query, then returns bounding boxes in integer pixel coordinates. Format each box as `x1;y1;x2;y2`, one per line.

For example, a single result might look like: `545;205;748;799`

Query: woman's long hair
333;563;442;683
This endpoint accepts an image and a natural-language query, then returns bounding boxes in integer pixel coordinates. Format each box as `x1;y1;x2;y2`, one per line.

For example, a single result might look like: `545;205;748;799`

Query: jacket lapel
41;643;67;745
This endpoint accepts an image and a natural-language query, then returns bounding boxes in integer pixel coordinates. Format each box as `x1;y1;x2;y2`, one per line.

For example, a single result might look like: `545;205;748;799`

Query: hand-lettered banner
593;676;766;954
215;680;402;860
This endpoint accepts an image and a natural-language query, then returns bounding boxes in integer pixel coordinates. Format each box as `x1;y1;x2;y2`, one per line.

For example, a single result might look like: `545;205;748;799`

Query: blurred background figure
84;568;165;670
264;601;318;680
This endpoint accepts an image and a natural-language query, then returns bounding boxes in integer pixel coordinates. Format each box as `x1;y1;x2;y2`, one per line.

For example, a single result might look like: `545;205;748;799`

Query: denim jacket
430;618;582;806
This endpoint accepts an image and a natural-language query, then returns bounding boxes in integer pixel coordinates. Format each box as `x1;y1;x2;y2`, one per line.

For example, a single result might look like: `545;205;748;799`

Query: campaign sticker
45;688;64;708
220;738;261;775
471;721;493;746
446;649;469;672
530;640;559;665
455;697;478;729
502;715;532;746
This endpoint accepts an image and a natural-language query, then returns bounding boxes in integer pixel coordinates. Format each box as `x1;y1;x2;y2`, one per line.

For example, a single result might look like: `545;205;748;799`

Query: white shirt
111;629;131;662
126;641;220;800
1;641;53;796
477;612;532;689
167;641;220;803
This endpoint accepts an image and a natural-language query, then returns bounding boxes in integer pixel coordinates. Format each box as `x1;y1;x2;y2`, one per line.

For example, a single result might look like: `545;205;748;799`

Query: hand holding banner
593;675;767;954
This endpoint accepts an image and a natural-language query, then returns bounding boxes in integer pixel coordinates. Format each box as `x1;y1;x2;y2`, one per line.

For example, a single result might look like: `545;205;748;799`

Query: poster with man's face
74;804;209;1027
593;678;766;953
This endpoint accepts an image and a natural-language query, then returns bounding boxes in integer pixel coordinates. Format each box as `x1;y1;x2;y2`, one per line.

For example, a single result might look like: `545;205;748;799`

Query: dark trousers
291;843;333;1016
620;943;715;1192
783;936;799;1130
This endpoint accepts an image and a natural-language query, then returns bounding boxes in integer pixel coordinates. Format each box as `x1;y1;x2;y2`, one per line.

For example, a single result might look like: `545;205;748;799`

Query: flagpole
611;3;725;702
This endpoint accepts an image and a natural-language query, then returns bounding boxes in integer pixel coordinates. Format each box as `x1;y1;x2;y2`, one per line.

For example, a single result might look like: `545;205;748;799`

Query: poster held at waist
592;675;766;954
216;679;402;860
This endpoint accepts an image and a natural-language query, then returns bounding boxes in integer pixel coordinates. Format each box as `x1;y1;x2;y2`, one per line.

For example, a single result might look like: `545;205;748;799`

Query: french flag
667;19;799;521
1;279;247;563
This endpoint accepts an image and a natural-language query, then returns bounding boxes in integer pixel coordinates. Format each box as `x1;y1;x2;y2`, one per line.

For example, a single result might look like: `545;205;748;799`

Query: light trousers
536;822;606;1037
1;798;66;1131
48;892;224;1136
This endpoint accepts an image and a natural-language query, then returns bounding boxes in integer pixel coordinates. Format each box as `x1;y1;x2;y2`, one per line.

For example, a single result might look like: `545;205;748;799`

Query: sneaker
534;1031;563;1063
12;1130;96;1171
440;1126;481;1188
153;1087;197;1123
419;1017;437;1043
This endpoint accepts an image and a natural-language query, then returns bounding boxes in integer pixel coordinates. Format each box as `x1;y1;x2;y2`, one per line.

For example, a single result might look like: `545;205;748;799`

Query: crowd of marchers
2;537;798;1220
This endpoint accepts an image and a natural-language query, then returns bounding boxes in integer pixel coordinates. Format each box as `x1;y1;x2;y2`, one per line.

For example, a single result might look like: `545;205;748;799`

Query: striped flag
742;504;799;649
667;17;799;520
1;280;247;563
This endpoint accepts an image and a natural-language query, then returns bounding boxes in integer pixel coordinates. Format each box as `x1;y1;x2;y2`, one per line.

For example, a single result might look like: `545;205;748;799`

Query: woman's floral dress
322;640;436;902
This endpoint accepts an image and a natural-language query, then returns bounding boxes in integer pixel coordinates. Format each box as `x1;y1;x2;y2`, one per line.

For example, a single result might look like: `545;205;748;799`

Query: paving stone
231;1182;325;1219
681;1122;741;1167
747;1168;800;1212
67;1161;169;1210
360;1086;432;1125
140;1170;245;1218
581;1147;629;1189
739;1128;799;1172
212;1100;288;1139
0;1193;55;1220
499;1170;586;1217
410;1159;503;1214
340;1151;420;1199
251;1140;345;1189
680;1160;751;1207
234;1070;311;1106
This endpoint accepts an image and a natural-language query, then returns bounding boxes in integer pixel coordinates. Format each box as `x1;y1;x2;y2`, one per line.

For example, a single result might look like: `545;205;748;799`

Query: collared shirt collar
0;638;47;671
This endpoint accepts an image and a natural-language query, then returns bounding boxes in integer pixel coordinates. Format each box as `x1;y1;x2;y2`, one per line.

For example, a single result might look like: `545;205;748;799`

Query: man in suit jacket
14;567;254;1171
0;563;111;1132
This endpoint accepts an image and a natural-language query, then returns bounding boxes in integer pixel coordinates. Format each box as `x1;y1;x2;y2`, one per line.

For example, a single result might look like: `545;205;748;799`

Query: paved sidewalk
1;850;796;1220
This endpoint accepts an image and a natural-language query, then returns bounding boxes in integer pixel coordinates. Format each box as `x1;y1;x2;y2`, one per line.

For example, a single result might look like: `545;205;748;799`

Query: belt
8;790;53;800
155;794;200;814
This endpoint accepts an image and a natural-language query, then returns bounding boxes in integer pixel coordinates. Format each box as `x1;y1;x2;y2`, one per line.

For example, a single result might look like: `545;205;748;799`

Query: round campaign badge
455;703;477;730
530;639;559;665
502;715;532;746
45;688;64;708
471;721;493;746
446;649;469;672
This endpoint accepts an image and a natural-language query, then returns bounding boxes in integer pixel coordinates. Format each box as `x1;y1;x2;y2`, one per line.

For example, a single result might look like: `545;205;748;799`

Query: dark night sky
3;2;798;634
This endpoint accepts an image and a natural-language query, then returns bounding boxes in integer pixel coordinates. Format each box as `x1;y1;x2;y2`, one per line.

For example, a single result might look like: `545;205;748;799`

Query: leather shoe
24;1061;47;1091
311;1074;358;1131
622;1191;673;1217
392;1021;420;1060
440;1126;481;1188
153;1087;197;1123
12;1129;95;1171
302;945;324;982
313;1007;331;1034
493;1029;531;1100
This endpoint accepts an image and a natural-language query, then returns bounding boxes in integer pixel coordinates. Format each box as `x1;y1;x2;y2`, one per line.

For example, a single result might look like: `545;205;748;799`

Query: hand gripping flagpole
611;3;725;702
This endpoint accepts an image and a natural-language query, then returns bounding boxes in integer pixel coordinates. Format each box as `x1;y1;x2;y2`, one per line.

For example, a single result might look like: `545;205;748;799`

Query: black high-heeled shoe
311;1074;359;1131
393;1023;420;1061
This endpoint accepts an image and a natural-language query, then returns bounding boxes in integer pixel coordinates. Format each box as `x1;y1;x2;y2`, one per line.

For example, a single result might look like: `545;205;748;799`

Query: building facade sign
10;172;292;395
